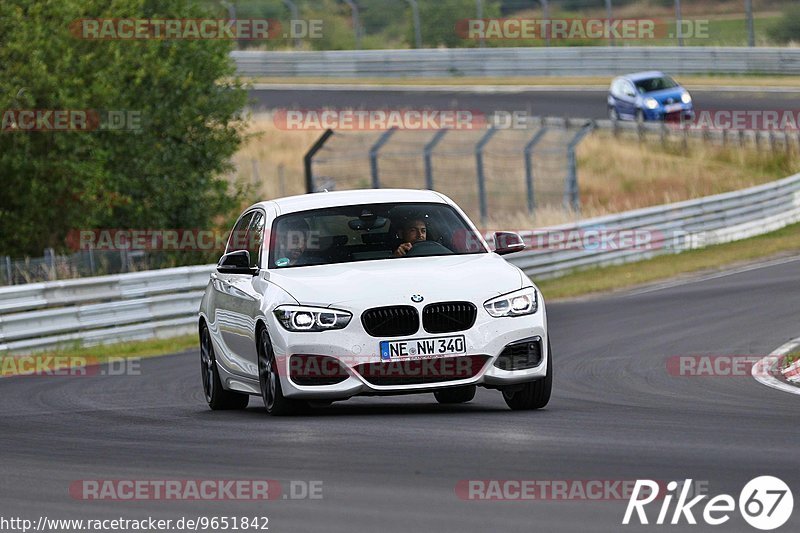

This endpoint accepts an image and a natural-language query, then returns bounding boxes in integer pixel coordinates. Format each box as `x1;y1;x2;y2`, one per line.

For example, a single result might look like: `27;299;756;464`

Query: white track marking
752;337;800;396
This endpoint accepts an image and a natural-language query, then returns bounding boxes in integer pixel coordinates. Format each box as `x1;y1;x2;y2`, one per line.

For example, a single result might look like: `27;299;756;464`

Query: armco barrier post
370;128;398;189
281;0;301;49
304;129;334;193
405;0;422;48
343;0;361;50
424;129;448;190
566;123;594;212
475;127;497;226
524;127;549;215
4;256;11;285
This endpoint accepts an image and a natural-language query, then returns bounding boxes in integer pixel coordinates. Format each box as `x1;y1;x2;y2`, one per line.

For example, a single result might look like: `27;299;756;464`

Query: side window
611;79;621;97
246;211;265;268
226;212;254;254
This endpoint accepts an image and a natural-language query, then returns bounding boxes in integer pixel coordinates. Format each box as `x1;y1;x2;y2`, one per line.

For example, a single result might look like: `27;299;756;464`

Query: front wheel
257;327;307;416
200;324;249;410
502;340;552;410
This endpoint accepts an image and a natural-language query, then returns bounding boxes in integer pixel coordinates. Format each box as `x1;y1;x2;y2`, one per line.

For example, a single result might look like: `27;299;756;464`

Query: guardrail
1;172;799;354
233;47;800;78
0;266;213;353
510;171;800;278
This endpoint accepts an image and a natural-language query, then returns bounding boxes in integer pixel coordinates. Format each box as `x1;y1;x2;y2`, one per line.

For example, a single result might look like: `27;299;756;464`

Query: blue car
607;71;694;123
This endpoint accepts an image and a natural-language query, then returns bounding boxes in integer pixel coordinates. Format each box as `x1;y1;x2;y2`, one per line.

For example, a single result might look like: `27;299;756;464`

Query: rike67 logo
623;477;793;530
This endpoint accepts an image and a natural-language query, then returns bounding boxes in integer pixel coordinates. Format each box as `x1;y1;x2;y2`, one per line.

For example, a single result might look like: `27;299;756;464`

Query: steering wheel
404;240;453;257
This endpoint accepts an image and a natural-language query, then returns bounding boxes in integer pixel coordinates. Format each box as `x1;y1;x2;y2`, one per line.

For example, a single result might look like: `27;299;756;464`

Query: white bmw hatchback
199;189;551;415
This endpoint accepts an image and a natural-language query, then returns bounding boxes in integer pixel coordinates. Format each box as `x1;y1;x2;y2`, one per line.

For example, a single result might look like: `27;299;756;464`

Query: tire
501;340;552;411
200;323;249;410
434;385;476;404
257;326;307;416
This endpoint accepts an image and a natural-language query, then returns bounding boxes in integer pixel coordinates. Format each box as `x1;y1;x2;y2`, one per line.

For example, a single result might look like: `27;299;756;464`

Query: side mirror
217;250;258;275
494;232;526;255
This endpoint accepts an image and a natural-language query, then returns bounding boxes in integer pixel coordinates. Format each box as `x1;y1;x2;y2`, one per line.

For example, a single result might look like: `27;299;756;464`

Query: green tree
411;0;501;48
0;0;247;256
768;5;800;44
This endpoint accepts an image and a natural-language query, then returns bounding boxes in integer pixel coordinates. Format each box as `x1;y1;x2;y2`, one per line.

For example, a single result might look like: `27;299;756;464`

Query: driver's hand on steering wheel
393;242;413;257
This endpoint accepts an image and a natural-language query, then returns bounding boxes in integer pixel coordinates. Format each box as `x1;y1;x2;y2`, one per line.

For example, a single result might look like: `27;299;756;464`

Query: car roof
621;71;668;82
252;188;449;216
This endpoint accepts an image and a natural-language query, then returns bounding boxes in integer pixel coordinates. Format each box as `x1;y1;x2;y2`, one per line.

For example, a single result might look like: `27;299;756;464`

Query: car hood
642;87;686;105
265;253;526;308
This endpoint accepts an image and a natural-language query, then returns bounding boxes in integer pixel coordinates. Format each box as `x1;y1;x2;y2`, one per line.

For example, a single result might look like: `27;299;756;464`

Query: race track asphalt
1;256;799;532
249;87;800;120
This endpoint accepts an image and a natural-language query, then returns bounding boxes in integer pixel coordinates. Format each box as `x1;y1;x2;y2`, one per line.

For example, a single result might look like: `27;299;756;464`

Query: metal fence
600;118;800;152
232;47;800;78
0;248;205;286
306;118;594;225
1;171;799;354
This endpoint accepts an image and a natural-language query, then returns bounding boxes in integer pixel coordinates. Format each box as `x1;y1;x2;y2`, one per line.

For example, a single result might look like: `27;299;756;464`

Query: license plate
380;335;466;360
665;103;683;113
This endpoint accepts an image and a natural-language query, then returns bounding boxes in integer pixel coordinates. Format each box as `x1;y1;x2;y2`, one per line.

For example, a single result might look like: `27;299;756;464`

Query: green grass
1;334;198;377
664;16;780;47
536;221;800;300
783;351;800;370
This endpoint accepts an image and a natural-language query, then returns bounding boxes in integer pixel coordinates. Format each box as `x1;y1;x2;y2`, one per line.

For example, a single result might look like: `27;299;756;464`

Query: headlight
644;97;659;110
484;287;538;318
274;305;352;332
681;92;692;104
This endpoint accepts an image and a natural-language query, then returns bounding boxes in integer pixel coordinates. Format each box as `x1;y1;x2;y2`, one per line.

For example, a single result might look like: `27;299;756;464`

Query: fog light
493;336;542;371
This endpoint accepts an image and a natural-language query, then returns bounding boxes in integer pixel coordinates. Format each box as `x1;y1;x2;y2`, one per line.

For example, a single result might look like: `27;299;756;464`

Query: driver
393;217;427;257
276;219;319;267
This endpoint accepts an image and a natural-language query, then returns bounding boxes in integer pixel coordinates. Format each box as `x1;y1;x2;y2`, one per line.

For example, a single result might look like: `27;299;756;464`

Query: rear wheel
502;340;552;410
434;385;476;404
257;326;307;416
200;324;249;410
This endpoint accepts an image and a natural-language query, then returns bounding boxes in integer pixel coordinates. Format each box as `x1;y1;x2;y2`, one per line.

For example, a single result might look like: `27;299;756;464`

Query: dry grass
230;114;799;228
577;131;798;215
231;114;322;203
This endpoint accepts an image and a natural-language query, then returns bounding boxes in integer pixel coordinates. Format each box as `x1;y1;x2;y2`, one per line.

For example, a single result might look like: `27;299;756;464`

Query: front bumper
269;304;548;399
643;104;695;121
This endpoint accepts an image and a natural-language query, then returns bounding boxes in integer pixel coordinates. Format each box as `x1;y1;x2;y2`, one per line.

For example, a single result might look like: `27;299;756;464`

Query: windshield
634;76;679;93
268;202;487;268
